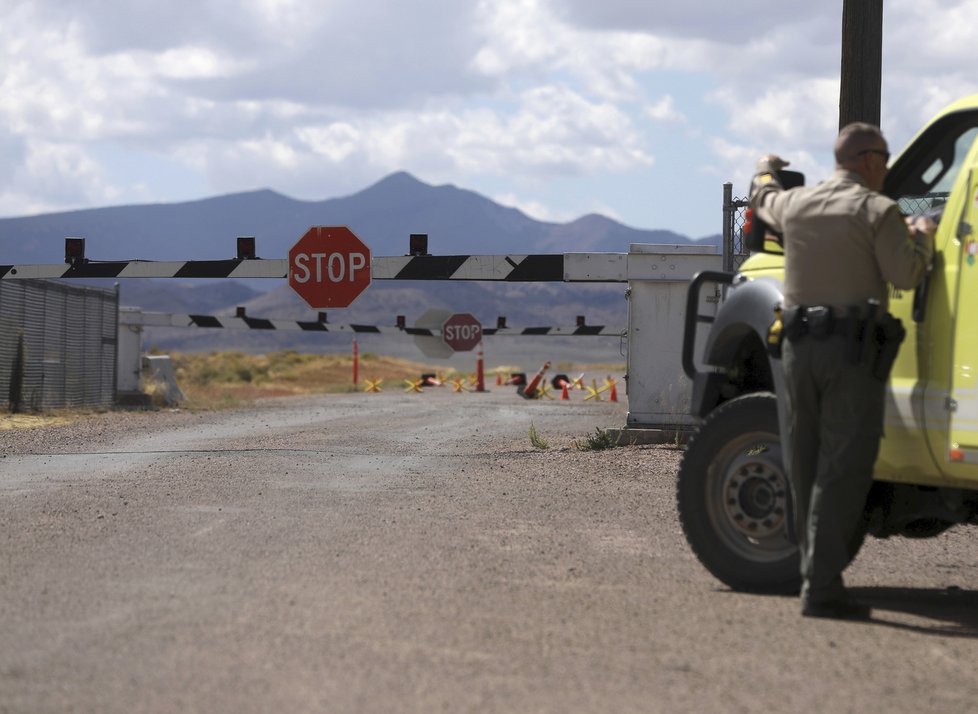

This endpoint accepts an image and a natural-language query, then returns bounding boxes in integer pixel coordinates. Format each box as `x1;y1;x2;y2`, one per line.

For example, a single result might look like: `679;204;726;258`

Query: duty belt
781;301;905;379
782;305;854;341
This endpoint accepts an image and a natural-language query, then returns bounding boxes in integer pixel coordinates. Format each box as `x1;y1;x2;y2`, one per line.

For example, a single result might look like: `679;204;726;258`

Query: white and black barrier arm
120;311;625;336
1;250;628;283
121;311;412;333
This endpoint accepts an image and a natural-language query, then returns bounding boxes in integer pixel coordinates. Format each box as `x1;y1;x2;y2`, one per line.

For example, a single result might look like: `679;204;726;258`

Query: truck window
887;115;978;218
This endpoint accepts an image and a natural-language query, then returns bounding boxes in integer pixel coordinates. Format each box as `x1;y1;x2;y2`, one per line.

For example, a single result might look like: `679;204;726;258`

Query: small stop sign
442;313;482;352
289;226;371;309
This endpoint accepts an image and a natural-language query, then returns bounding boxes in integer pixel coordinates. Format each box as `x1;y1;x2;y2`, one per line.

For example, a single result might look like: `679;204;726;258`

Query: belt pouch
806;306;834;339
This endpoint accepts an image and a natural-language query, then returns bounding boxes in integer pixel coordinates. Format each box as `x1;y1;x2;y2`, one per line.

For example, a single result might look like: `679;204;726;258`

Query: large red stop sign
442;313;482;352
288;226;371;309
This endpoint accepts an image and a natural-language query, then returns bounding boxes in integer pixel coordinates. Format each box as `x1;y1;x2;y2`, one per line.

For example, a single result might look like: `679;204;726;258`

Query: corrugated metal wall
0;280;118;410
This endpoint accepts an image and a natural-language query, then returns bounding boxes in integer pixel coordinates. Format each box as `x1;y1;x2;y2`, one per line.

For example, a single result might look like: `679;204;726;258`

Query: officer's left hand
756;154;789;174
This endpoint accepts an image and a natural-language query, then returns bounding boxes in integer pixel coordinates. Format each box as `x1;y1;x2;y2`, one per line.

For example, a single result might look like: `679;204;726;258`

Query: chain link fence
722;183;751;272
1;280;118;411
898;193;950;217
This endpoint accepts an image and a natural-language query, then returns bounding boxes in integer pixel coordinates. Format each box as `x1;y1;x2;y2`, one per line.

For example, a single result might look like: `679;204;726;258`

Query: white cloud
555;0;827;42
153;46;244;80
0;139;119;216
162;84;654;201
470;0;707;100
646;95;686;125
296;123;361;163
491;193;568;222
712;80;840;147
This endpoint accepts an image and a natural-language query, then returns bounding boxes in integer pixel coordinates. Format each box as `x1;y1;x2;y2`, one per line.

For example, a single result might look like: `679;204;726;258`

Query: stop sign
288;226;371;308
442;313;482;352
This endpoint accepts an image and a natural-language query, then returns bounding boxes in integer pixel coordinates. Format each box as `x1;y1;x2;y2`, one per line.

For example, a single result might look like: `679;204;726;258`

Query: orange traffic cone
608;379;618;402
496;371;503;386
519;361;551;399
561;382;570;400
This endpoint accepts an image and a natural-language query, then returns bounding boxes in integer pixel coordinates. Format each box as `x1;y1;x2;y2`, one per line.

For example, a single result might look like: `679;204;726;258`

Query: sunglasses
859;148;891;162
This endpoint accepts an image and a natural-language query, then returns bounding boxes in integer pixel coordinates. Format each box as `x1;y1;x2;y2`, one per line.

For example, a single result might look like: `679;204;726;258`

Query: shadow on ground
852;586;978;637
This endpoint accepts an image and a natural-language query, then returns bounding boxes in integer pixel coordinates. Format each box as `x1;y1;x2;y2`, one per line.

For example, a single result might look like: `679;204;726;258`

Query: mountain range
1;172;720;364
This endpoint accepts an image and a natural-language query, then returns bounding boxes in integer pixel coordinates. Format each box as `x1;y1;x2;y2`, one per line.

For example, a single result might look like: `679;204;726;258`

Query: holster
782;306;807;341
871;314;906;381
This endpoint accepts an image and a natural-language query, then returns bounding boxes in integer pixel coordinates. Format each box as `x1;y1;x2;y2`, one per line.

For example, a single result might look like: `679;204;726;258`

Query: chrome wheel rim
706;432;794;561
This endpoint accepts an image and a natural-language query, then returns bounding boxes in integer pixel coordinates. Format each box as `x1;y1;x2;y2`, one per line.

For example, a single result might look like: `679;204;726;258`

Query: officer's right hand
906;214;938;239
756;154;789;174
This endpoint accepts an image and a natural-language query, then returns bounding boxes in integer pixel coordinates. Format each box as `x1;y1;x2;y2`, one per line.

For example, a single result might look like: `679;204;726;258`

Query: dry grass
2;350;444;429
0;413;75;431
3;350;626;428
168;350;447;409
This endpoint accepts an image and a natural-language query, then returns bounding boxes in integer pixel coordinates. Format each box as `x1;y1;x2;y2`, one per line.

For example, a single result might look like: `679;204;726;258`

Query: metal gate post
722;182;734;273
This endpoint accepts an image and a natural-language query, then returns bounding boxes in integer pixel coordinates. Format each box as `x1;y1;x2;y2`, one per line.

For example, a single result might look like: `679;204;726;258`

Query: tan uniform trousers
782;332;885;601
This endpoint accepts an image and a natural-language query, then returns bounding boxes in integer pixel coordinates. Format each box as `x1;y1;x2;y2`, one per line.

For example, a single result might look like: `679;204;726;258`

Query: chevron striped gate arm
0;259;290;280
119;311;624;335
2;253;629;282
119;311;434;334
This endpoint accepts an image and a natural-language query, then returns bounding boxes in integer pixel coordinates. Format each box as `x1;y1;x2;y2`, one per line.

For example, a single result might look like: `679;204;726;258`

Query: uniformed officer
750;122;934;620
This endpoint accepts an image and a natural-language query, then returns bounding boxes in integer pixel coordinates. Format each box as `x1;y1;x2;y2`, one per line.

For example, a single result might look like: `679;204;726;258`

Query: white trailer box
624;244;722;428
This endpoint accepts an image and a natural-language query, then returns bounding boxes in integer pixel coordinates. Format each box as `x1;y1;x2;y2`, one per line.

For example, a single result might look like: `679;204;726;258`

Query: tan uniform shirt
750;169;932;311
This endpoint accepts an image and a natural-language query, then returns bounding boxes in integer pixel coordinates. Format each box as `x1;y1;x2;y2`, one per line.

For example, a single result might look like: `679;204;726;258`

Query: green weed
574;427;620;451
528;422;550;450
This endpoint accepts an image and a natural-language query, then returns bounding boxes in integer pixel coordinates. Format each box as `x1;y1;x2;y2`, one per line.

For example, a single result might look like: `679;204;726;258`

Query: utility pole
839;0;883;128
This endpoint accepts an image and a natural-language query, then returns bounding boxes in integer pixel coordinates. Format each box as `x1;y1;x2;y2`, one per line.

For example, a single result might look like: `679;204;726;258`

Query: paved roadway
1;389;977;713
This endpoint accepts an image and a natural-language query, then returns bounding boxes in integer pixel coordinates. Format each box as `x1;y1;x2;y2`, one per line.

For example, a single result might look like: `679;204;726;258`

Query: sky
1;0;976;240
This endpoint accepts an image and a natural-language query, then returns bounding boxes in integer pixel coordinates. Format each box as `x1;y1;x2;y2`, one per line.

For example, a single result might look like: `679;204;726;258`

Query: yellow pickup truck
679;95;978;593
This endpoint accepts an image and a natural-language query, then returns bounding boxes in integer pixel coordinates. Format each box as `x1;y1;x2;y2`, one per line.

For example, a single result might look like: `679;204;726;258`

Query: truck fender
692;276;787;416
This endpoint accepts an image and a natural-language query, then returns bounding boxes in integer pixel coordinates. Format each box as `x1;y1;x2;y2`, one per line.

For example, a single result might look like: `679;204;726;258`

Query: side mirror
744;169;805;253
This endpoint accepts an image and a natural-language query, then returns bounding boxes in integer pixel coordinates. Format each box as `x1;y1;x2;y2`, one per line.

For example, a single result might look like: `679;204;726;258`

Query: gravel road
2;388;978;713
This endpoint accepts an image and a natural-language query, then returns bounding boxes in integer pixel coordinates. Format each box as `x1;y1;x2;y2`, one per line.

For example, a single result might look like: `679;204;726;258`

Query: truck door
884;115;978;477
946;157;978;462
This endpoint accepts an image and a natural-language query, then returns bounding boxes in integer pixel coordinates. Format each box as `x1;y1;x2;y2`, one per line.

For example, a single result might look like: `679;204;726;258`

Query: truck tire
677;393;801;594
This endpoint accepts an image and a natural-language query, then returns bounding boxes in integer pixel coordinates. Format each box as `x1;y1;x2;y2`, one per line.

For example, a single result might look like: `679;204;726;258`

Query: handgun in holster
845;305;862;364
872;314;907;381
859;299;880;367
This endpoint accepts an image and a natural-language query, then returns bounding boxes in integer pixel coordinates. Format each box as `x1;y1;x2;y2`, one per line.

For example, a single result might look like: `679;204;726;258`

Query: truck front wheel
677;393;801;594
